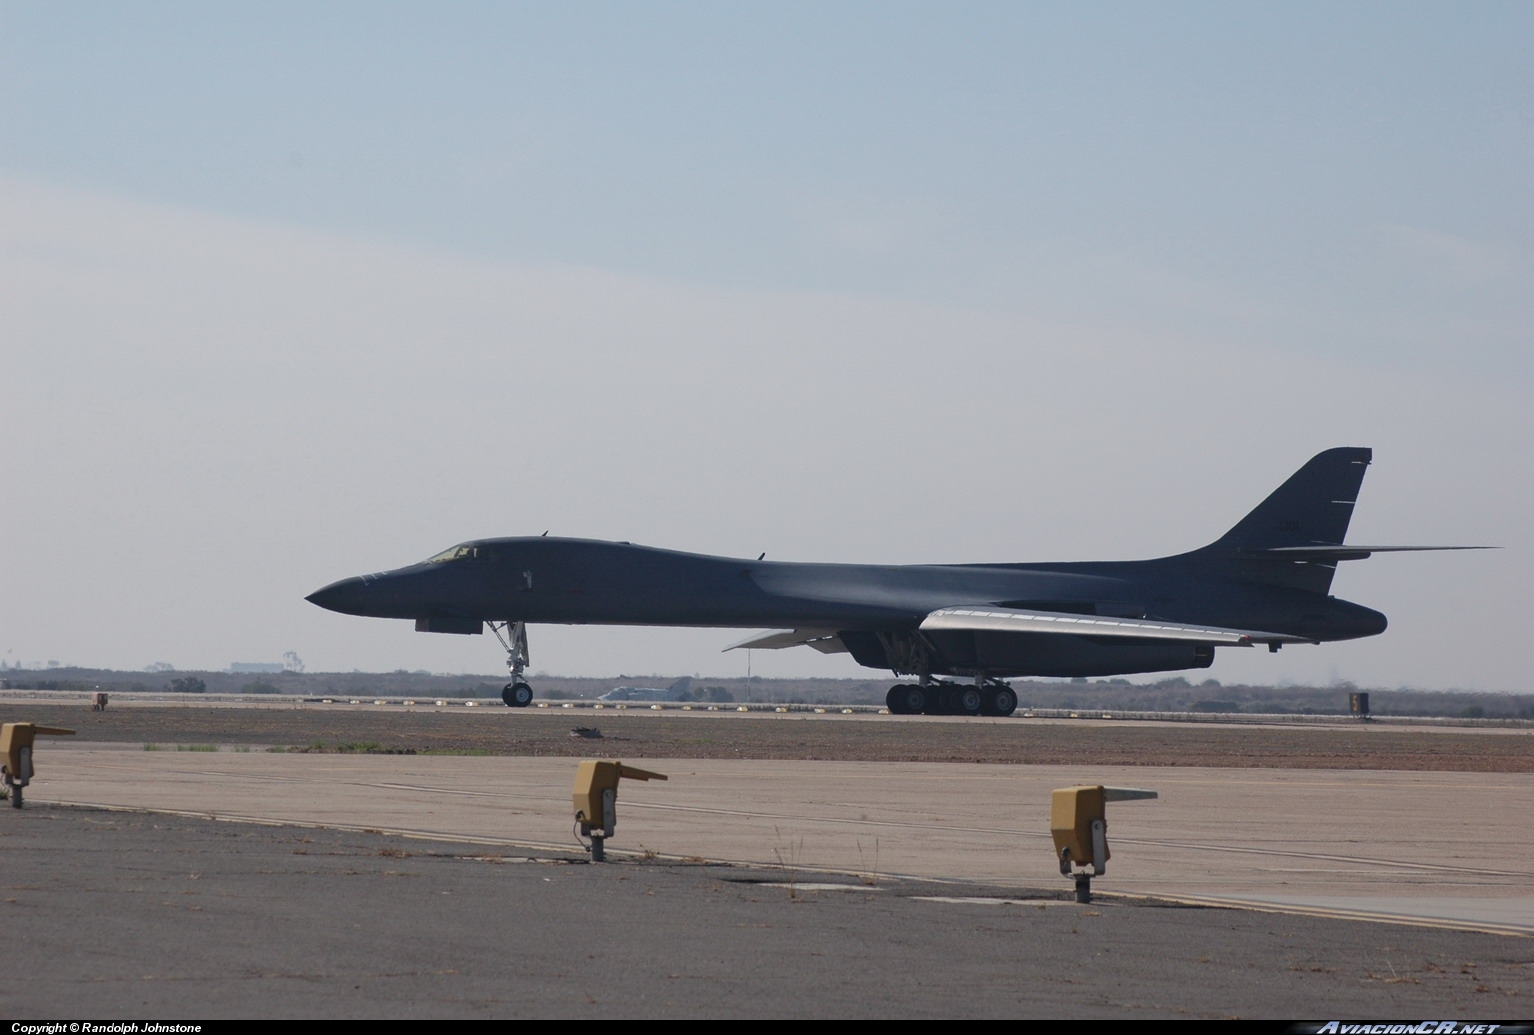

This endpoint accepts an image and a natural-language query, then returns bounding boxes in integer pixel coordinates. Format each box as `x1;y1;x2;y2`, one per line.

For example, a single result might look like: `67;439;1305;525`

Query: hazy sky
3;3;1529;689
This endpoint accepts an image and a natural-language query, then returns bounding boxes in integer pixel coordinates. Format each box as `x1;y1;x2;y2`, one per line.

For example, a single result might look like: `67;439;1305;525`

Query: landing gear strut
489;620;534;707
885;678;1018;717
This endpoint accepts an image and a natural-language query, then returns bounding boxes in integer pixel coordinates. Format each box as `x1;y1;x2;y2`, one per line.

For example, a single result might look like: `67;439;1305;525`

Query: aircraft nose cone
306;576;370;616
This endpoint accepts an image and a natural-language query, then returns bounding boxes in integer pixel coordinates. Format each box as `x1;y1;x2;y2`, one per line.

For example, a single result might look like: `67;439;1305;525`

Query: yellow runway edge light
571;760;667;861
2;722;77;808
1050;784;1157;902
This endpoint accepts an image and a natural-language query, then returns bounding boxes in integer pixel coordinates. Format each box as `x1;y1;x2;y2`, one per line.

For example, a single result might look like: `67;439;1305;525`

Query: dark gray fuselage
307;536;1386;678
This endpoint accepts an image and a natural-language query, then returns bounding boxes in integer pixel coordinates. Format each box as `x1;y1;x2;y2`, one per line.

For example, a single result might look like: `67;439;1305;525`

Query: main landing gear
886;680;1018;717
490;620;534;707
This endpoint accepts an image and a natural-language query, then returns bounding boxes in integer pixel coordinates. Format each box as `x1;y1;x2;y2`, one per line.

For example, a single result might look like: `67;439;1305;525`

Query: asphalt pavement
6;804;1532;1019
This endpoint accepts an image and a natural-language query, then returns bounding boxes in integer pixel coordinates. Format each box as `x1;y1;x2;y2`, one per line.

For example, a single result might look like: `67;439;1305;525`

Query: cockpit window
426;544;478;564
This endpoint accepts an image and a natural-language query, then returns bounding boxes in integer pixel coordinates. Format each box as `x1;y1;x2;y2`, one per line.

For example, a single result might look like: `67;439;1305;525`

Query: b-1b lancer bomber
307;448;1485;716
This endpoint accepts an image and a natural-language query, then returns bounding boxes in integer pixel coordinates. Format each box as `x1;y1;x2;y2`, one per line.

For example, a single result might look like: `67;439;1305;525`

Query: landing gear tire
502;682;534;707
886;684;927;715
957;687;984;716
985;686;1019;717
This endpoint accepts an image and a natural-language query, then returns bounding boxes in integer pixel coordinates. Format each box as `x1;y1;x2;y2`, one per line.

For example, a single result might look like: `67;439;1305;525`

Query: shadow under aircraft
307;448;1487;716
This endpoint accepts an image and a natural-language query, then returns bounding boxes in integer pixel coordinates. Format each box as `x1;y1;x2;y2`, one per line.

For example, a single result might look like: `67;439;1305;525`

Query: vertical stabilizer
1200;447;1372;593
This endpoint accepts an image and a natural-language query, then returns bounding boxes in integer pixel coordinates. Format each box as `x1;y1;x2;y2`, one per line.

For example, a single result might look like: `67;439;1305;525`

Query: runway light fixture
2;723;76;808
1050;784;1158;903
572;760;668;862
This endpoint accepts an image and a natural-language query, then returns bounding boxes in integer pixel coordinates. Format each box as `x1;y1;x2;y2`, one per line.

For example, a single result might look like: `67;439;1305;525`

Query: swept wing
726;606;1309;654
918;606;1310;647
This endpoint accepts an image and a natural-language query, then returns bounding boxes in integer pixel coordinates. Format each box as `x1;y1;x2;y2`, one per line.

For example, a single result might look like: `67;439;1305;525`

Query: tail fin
1199;447;1373;593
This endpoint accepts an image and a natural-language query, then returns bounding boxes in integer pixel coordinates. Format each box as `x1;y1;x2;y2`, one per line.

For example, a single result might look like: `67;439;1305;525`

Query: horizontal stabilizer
1242;545;1498;563
920;607;1309;647
724;629;849;654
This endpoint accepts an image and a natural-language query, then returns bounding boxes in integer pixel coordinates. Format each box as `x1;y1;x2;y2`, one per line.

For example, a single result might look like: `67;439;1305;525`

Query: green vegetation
240;680;280;694
301;740;393;753
176;744;218;752
167;676;206;694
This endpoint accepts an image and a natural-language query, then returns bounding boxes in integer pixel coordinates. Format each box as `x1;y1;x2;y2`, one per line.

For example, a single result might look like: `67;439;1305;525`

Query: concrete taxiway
8;740;1534;1017
25;745;1534;935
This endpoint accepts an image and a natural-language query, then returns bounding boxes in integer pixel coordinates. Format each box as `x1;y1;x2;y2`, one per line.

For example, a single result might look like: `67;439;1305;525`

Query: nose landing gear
490;620;534;707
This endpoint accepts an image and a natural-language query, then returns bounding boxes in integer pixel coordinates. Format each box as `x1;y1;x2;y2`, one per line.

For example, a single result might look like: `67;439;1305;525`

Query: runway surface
25;746;1534;933
8;804;1533;1019
11;803;1534;1018
6;707;1533;1017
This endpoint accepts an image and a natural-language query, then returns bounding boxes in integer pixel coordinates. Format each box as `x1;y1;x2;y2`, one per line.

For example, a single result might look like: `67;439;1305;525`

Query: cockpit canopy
425;543;488;564
424;540;539;567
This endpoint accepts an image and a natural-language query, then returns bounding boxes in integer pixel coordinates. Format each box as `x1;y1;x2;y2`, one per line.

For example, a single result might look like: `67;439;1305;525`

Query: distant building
229;663;284;674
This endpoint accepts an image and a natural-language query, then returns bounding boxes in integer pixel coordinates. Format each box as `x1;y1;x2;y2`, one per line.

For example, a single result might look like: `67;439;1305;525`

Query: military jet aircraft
306;448;1485;716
